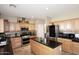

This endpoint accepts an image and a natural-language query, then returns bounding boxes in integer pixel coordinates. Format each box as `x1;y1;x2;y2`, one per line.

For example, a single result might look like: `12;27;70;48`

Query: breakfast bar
30;38;62;55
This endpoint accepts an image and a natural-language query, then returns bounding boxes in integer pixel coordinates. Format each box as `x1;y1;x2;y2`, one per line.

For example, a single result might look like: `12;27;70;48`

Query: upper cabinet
9;22;15;32
4;20;10;32
18;20;35;31
10;22;20;32
62;20;74;32
74;19;79;33
54;21;65;32
0;19;4;32
54;19;74;32
15;23;20;31
0;19;9;33
19;22;29;28
29;23;35;31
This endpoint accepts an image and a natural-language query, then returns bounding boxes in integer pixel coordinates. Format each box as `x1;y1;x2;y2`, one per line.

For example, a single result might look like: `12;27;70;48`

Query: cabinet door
30;40;40;54
29;24;35;31
72;42;79;54
74;19;79;33
62;39;72;53
58;38;72;53
4;20;10;32
15;23;20;31
10;22;16;32
0;19;4;32
55;21;66;32
64;20;74;32
54;20;74;32
11;37;22;49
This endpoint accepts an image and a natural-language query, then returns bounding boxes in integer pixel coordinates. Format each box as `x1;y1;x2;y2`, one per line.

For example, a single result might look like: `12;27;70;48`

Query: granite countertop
58;37;79;43
32;38;62;49
6;35;36;39
7;36;21;38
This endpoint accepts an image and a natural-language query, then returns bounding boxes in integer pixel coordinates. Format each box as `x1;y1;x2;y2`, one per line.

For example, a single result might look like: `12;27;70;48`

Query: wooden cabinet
0;19;4;32
29;23;35;31
19;22;29;28
10;22;15;32
30;39;62;55
0;19;9;32
11;37;22;49
4;20;10;32
19;22;35;31
62;39;72;53
15;23;20;31
54;21;65;32
58;38;79;54
30;40;40;54
54;18;79;32
10;22;20;32
58;38;72;53
74;19;79;33
72;42;79;54
54;20;74;32
63;20;74;32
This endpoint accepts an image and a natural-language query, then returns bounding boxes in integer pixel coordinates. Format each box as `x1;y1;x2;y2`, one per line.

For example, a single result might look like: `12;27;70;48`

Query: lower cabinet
58;38;79;54
10;37;22;54
72;42;79;54
58;38;72;53
62;39;72;53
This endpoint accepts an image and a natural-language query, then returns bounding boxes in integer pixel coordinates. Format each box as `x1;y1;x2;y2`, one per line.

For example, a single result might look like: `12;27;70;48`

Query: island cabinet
11;37;22;49
10;37;22;54
58;38;72;53
30;39;62;55
71;42;79;54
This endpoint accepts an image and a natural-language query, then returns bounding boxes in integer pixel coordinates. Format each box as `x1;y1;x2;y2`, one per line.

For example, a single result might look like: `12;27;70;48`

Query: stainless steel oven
20;28;30;44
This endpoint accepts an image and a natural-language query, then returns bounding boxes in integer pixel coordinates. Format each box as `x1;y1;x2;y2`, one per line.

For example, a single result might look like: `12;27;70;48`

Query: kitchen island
30;38;62;55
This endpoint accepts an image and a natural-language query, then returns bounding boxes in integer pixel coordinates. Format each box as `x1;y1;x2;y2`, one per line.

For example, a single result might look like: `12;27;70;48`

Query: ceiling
0;4;79;20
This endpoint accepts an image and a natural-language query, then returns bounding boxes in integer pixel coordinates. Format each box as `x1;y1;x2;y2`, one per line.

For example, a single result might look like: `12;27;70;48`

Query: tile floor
13;44;75;55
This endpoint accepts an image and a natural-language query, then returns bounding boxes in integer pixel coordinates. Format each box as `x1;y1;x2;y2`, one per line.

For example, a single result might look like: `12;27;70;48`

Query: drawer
15;38;21;42
72;42;79;46
12;42;22;49
11;38;22;44
11;37;22;49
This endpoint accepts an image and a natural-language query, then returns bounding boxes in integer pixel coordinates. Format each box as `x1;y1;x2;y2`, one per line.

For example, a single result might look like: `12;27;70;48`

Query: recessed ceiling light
32;16;34;18
46;8;48;10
